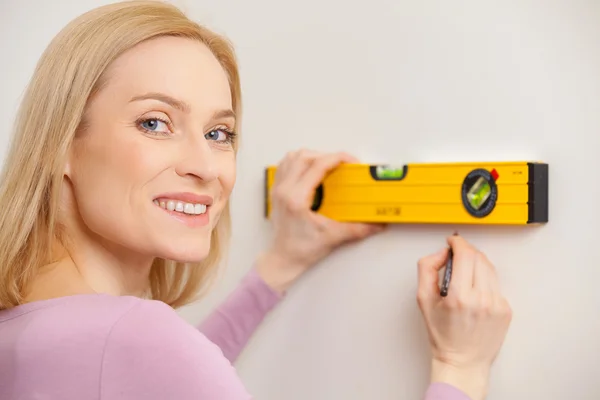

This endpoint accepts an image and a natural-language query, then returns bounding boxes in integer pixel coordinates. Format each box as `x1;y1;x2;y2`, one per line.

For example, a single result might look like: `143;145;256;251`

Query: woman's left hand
256;149;386;293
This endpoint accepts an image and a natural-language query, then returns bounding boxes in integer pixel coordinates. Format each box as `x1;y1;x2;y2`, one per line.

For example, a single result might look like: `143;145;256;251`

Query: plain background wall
2;0;600;399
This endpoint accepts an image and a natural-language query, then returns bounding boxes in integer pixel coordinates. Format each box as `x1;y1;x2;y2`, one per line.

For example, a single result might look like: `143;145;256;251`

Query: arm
198;264;283;363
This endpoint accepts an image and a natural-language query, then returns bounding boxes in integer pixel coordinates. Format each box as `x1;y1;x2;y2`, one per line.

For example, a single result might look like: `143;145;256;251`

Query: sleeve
424;383;472;400
198;268;283;363
100;300;253;400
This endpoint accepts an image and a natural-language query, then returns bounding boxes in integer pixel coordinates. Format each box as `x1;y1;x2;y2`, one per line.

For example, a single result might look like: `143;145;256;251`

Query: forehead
100;36;232;111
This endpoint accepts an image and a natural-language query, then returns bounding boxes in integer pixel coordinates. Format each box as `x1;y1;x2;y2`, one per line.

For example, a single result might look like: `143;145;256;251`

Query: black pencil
440;247;453;297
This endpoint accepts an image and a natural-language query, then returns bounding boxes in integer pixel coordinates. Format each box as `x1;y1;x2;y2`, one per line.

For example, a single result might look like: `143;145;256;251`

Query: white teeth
167;200;175;211
154;199;208;215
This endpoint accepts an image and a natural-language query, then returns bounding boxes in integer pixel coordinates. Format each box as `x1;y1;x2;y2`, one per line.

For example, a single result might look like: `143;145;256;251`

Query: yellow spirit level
264;161;548;225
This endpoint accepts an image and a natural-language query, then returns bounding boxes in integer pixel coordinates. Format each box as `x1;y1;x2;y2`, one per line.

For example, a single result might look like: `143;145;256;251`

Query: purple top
0;269;470;399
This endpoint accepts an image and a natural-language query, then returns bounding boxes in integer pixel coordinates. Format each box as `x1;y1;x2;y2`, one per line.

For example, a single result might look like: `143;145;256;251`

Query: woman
0;2;512;400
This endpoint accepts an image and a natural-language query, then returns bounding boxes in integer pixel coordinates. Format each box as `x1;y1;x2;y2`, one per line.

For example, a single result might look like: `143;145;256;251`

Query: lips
153;192;214;205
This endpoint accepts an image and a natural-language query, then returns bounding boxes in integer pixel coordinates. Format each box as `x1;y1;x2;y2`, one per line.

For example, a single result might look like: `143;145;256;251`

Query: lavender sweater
0;269;470;399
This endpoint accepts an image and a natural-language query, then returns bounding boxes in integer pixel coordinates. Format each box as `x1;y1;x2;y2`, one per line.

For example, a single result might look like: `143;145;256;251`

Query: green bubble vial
467;177;491;210
375;165;405;180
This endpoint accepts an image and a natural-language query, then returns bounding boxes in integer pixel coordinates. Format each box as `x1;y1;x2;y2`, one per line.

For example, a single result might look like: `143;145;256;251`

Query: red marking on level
490;168;499;181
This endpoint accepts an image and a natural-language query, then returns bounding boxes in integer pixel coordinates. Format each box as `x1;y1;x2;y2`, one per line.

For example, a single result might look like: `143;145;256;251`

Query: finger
446;234;476;295
341;153;360;163
472;250;492;292
296;152;357;198
274;150;297;181
327;221;387;244
417;247;450;306
488;262;501;294
270;150;318;214
281;151;341;213
476;251;501;294
281;149;322;184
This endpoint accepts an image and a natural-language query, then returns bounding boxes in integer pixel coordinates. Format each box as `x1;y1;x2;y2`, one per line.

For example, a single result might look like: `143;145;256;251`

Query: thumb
417;247;449;307
322;218;385;245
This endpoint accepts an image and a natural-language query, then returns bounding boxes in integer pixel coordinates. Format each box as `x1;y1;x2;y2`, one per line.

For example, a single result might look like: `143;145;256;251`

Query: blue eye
140;118;169;133
205;129;232;142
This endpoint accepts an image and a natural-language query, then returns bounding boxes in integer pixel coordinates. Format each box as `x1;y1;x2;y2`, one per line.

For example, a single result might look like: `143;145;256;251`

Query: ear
64;161;71;178
63;145;74;179
60;149;77;213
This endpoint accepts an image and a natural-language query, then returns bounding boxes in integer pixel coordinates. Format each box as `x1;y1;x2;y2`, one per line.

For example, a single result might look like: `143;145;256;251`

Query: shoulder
0;294;169;398
0;294;252;399
0;293;147;351
100;298;252;400
101;296;205;354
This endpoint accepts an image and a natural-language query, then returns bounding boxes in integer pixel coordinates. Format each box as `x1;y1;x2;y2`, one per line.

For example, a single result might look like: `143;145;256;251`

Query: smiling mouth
153;198;208;215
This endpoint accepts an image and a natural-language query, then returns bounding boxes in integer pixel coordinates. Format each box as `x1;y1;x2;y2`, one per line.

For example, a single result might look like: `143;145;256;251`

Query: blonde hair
0;0;241;310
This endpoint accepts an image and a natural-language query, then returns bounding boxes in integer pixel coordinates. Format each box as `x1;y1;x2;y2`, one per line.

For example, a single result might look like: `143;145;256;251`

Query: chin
155;236;212;263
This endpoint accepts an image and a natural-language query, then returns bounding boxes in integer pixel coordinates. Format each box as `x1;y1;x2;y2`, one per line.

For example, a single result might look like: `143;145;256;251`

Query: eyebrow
130;92;191;113
211;109;236;121
129;92;236;121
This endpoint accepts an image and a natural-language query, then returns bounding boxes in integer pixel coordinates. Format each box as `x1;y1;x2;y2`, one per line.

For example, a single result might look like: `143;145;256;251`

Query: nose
174;136;218;182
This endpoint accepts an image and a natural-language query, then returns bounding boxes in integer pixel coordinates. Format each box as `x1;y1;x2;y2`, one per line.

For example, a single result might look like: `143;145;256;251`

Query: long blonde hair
0;0;241;310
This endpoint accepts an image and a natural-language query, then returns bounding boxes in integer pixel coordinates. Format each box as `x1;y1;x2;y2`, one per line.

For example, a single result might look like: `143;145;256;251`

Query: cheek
217;152;236;199
69;133;166;239
71;137;151;202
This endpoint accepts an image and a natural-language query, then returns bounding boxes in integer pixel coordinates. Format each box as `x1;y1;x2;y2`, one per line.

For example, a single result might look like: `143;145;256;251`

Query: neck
26;233;154;303
64;234;154;297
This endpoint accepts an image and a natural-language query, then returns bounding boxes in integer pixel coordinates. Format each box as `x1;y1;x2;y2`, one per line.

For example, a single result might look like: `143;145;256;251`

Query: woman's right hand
416;234;512;400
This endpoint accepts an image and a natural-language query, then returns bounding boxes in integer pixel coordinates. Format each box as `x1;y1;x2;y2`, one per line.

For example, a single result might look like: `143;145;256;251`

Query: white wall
2;1;600;399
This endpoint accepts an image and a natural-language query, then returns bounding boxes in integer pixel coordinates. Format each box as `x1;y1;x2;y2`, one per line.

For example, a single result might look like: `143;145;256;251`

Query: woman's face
65;36;236;263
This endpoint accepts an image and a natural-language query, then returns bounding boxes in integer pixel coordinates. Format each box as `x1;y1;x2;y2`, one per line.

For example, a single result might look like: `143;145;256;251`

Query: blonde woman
0;2;512;399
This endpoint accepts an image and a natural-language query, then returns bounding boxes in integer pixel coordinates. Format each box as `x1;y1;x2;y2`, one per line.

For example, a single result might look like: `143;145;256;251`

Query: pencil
440;247;453;297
